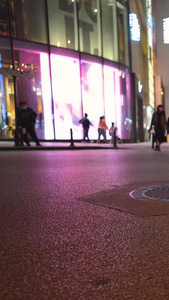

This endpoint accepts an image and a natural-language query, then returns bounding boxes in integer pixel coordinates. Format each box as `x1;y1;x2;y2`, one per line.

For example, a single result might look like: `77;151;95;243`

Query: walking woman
97;116;108;143
150;105;167;151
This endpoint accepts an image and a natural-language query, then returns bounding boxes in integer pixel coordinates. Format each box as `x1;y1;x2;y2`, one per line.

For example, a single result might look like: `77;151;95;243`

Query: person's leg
22;128;30;146
97;129;101;143
155;139;160;151
154;130;162;151
83;128;86;141
102;129;107;142
84;128;88;140
27;125;41;145
110;136;113;144
85;128;90;141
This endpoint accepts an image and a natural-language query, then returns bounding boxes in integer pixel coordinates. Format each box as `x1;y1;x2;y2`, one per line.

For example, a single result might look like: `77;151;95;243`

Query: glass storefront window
10;0;48;43
50;49;82;139
80;56;104;139
101;0;118;61
78;0;101;56
124;71;132;139
0;1;132;142
13;41;54;140
117;1;129;66
104;65;120;133
119;70;132;139
48;0;78;50
104;63;131;140
0;38;14;138
0;0;10;37
0;37;12;68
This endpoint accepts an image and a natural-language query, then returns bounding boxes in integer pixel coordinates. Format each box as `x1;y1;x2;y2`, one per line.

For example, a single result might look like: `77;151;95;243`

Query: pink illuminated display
103;66;121;136
11;44;131;141
40;53;130;140
50;54;82;139
115;71;122;138
80;60;104;140
40;53;54;139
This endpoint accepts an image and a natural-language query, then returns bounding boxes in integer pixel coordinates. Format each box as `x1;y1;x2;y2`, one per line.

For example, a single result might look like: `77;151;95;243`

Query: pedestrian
167;117;169;133
79;113;93;142
109;122;116;144
149;104;167;151
148;125;156;149
97;116;108;143
17;102;41;146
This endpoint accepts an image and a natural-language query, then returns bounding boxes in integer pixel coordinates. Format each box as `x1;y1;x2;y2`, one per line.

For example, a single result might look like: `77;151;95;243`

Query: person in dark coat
79;113;93;142
17;102;41;146
149;104;166;151
167;117;169;134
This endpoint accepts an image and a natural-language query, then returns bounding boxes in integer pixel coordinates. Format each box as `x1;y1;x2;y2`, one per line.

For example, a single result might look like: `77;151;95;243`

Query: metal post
113;128;117;149
152;131;154;149
70;128;75;147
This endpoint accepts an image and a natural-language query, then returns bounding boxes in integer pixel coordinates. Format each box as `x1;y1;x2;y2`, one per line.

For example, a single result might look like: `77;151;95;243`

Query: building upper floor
0;0;130;67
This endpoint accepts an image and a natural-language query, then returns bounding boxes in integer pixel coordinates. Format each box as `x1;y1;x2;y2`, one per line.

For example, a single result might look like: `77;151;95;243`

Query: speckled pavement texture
0;144;169;299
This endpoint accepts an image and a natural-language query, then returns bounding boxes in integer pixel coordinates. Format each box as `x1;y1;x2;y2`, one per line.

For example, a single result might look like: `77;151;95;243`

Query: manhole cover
130;184;169;202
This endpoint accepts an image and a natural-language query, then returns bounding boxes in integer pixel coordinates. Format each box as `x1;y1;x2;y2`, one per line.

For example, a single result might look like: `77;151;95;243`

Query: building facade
129;0;155;142
154;0;169;119
0;0;133;141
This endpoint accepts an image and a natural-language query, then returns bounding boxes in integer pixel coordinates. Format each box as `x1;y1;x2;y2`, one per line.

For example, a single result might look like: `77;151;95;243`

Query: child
109;122;123;144
109;122;116;144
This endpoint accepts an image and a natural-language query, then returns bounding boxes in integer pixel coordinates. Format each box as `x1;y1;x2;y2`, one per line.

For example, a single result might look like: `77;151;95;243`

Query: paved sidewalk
0;140;168;151
0;140;124;151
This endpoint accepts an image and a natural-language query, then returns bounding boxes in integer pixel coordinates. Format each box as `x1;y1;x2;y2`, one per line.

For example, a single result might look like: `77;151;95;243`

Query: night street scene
1;0;169;299
1;144;169;299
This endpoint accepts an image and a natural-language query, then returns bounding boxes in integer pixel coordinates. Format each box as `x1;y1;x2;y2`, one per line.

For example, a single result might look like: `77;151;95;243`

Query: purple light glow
40;53;54;139
104;65;122;137
104;66;116;128
41;52;128;140
115;72;122;137
81;60;104;140
50;54;82;139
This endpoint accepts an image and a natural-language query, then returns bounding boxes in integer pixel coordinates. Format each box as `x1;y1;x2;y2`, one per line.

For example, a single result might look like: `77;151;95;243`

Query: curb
0;145;121;151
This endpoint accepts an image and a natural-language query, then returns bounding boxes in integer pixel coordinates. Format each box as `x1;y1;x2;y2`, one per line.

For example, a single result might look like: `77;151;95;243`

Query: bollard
152;132;155;149
14;126;24;146
14;127;19;146
70;128;75;147
113;128;118;148
18;127;24;146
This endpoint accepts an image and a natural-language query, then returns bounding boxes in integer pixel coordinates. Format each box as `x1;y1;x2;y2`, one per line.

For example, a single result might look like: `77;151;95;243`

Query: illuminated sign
138;81;143;93
129;13;140;41
147;0;152;47
163;18;169;44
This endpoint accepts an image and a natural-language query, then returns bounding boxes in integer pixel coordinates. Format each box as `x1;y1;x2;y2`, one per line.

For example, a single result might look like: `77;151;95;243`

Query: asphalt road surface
0;145;169;300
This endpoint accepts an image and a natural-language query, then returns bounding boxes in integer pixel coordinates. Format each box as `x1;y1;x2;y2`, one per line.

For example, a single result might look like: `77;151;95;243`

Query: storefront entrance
0;73;15;139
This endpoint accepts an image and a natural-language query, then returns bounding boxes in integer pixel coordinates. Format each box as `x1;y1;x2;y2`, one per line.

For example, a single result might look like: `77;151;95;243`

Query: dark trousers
23;125;39;145
98;128;106;142
83;127;89;141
